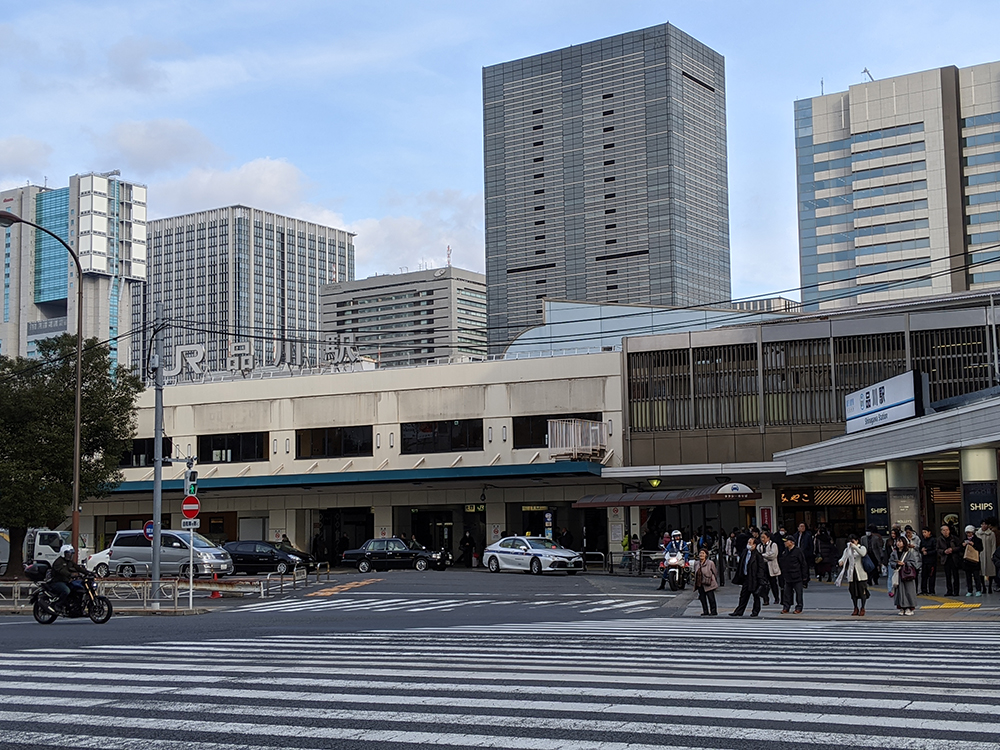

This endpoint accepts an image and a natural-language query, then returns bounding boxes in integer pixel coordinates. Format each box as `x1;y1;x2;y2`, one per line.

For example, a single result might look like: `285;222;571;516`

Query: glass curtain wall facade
797;61;1000;310
484;23;731;352
141;206;355;375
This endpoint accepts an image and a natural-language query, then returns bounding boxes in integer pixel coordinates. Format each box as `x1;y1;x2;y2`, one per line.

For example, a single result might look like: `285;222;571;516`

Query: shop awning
573;482;760;509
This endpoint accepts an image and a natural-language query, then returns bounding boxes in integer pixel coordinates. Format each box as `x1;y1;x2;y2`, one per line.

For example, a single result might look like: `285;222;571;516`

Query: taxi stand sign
844;370;927;434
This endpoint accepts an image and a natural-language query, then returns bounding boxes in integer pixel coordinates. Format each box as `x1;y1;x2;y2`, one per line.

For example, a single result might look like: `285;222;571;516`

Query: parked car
342;538;449;573
107;530;232;578
223;541;314;575
482;536;583;575
85;548;112;578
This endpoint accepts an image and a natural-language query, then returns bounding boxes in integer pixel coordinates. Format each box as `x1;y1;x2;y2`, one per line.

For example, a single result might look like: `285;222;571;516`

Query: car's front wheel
487;556;500;573
119;564;136;578
94;562;110;578
357;559;372;574
530;557;543;575
414;558;428;572
275;561;289;575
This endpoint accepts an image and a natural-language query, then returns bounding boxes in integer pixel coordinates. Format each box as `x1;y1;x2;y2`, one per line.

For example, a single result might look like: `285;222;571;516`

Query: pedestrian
560;527;575;551
759;530;781;606
889;535;920;616
692;548;719;616
779;536;807;614
863;526;884;587
836;533;870;616
903;525;920;551
918;526;937;595
457;531;475;568
937;524;962;596
961;525;984;597
976;519;997;594
618;533;632;569
814;528;837;582
729;536;768;617
793;523;813;586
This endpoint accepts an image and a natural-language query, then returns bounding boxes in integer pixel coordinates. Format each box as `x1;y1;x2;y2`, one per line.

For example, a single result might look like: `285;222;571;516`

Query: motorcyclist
50;544;87;612
657;530;691;590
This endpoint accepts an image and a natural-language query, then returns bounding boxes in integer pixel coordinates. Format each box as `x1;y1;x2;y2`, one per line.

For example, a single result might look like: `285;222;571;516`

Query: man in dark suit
729;536;768;617
779;536;808;614
793;522;813;586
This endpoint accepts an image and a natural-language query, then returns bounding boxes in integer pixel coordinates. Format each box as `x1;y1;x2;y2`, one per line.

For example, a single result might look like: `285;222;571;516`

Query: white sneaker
897;609;905;615
905;609;914;616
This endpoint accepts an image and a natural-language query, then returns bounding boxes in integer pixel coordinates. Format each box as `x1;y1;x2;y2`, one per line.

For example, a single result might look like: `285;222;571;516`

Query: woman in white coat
837;533;869;616
977;520;997;593
759;530;781;606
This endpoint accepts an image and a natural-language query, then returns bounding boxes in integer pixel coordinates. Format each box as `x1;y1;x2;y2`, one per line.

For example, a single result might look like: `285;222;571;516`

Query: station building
84;352;623;558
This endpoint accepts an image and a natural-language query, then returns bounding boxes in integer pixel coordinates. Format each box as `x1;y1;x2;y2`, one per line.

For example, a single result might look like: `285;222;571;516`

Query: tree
0;335;143;577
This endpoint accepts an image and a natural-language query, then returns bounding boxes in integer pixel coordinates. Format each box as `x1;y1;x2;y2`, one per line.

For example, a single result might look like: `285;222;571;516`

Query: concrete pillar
960;448;999;528
756;488;776;532
864;466;889;534
628;506;641;542
373;504;392;539
886;460;919;531
485;500;505;544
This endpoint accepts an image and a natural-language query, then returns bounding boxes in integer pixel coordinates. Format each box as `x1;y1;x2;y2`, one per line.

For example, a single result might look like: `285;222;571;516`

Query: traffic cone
210;572;221;599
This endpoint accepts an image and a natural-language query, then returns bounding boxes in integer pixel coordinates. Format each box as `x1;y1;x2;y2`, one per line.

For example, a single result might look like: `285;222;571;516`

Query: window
603;110;614;116
602;93;613;100
387;540;407;552
605;208;616;214
296;426;374;459
532;108;543;115
198;432;268;463
400;419;484;454
532;125;543;130
533;189;544;195
533;173;544;179
533;157;544;163
605;224;617;229
534;220;545;226
512;413;601;449
533;141;543;147
535;235;545;240
603;127;614;133
605;193;616;199
604;160;615;166
120;437;173;467
604;177;616;182
604;143;615;149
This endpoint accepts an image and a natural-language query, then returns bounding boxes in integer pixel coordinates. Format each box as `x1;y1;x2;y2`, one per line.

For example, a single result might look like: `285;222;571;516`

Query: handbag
814;555;823;564
900;562;917;581
964;545;980;564
861;554;876;574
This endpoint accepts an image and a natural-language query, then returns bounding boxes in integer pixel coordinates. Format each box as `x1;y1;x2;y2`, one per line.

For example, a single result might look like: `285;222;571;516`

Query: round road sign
143;520;155;541
181;496;201;519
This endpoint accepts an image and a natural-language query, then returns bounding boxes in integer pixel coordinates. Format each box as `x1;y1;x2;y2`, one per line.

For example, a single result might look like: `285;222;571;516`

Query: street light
0;211;84;560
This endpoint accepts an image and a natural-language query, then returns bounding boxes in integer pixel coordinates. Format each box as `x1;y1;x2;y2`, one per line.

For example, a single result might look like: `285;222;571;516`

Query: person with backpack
889;535;920;616
938;524;962;596
863;526;884;587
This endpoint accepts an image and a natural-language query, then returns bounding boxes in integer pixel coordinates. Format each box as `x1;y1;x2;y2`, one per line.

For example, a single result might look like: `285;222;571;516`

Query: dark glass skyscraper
483;23;731;352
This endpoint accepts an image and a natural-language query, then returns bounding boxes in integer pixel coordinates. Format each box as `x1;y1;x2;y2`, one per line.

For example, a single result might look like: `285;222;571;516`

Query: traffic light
184;469;198;497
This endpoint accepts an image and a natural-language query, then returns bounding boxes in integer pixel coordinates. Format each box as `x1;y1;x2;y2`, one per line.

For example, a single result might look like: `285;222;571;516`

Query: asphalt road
2;569;1000;748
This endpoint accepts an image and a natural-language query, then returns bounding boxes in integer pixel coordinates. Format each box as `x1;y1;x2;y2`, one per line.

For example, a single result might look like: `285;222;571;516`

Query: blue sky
1;1;997;300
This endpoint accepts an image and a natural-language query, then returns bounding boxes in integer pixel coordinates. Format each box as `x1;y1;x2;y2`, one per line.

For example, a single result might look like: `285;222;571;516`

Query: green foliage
0;334;144;531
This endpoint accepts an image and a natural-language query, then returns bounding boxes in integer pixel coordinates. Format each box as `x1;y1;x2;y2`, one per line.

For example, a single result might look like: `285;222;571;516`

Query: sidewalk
680;577;1000;621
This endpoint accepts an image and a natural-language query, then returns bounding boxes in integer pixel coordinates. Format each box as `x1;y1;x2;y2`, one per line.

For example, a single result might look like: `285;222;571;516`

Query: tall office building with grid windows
797;61;1000;310
139;206;355;376
483;23;731;353
0;172;147;365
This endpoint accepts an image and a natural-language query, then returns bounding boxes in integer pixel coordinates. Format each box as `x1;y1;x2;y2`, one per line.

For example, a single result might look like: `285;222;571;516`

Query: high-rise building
321;266;486;368
140;206;354;375
796;61;1000;310
483;23;731;352
0;172;147;365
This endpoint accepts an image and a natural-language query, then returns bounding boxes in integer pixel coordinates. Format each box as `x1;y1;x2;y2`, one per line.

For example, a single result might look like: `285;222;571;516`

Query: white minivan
107;530;232;577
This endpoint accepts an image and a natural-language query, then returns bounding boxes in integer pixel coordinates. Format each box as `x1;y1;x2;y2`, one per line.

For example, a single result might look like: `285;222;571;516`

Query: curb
0;607;214;617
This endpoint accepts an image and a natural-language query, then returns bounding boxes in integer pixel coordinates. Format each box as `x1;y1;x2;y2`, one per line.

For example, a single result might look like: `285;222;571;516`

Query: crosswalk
2;618;1000;748
232;592;672;616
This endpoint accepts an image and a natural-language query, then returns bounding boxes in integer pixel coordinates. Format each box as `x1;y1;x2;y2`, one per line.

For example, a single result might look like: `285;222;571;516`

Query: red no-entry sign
181;496;201;519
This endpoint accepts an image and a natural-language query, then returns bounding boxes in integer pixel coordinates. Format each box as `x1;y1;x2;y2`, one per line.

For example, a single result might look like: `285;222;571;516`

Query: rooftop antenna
820;77;824;95
446;245;452;267
862;68;875;83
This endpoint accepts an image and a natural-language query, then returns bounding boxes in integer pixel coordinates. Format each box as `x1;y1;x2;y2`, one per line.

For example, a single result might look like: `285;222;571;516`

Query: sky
2;1;999;301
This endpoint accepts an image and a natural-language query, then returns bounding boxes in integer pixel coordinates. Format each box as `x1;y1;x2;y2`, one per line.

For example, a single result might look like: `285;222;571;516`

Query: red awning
573;482;760;509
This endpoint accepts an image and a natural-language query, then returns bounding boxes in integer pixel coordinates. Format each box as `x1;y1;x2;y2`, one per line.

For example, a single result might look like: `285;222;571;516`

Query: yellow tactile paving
306;578;383;597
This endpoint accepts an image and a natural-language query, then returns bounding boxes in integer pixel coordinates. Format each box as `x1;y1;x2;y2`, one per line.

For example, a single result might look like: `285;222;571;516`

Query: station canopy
573;482;760;509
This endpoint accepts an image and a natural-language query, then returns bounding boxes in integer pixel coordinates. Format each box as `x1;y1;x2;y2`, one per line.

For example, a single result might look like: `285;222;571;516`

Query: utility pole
151;302;165;597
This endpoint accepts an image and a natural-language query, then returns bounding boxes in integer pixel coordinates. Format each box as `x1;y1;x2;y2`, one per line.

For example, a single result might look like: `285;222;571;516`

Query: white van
107;530;232;577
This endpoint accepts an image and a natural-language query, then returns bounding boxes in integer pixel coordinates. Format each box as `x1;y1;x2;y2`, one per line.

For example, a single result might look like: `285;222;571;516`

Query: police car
482;536;583;575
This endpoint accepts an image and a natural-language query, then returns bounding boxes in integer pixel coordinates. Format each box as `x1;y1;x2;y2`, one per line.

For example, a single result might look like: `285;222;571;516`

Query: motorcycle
26;563;113;625
659;552;691;591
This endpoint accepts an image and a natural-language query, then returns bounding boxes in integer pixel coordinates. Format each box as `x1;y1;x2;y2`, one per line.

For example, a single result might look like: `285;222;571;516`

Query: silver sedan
482;536;583;575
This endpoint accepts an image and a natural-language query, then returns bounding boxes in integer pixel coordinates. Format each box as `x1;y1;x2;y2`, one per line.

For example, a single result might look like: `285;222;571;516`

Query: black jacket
938;533;961;566
733;547;768;590
918;536;937;562
51;556;86;583
779;546;808;584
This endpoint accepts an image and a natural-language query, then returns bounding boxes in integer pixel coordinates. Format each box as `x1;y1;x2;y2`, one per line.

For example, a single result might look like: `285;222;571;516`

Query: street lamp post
0;212;84;559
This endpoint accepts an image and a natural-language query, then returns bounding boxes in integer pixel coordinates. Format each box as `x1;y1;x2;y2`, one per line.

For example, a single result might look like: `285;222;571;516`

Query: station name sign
845;370;926;434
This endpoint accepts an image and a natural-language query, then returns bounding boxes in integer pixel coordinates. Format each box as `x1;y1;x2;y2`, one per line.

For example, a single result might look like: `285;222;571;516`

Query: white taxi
483;536;583;575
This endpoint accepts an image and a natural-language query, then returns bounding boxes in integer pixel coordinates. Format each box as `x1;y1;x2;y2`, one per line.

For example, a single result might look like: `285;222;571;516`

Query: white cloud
0;136;53;181
348;190;484;278
150;158;309;217
97;118;222;175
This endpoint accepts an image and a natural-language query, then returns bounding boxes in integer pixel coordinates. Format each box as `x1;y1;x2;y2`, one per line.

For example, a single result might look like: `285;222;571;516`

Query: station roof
572;482;759;508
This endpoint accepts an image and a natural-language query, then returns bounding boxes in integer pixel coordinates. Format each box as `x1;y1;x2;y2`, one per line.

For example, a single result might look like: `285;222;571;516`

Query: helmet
59;544;74;557
671;530;682;538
